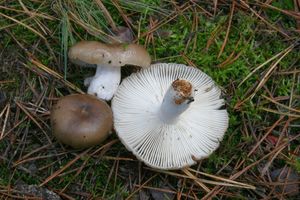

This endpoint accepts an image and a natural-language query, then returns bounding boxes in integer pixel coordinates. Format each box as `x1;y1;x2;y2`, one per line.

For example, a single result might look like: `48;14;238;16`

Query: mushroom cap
112;63;228;170
50;94;113;148
111;26;134;43
68;41;151;68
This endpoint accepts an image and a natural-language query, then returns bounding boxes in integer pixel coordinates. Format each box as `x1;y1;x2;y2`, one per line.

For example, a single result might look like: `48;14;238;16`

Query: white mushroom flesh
87;64;121;100
112;63;228;170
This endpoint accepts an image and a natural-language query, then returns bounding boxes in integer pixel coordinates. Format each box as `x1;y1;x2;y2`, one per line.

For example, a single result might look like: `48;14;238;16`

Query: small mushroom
68;41;151;101
50;94;113;148
111;26;134;43
112;63;229;170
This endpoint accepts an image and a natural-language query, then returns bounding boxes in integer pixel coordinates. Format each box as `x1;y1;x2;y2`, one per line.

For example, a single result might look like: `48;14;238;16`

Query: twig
201;133;300;199
39;148;92;187
125;174;158;200
247;116;284;157
27;58;84;94
0;104;10;139
94;0;117;30
15;101;52;143
235;43;295;109
239;44;294;87
239;0;290;38
218;1;235;58
0;12;46;40
188;168;256;189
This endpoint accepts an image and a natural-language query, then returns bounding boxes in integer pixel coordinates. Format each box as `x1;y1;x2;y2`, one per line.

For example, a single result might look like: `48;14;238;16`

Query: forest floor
0;0;299;199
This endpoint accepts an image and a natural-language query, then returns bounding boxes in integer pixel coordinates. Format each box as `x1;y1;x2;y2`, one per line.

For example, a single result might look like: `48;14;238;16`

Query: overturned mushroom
50;94;113;148
68;41;151;100
112;63;228;169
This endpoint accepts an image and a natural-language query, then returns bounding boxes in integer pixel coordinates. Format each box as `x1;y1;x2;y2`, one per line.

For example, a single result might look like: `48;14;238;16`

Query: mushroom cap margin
68;41;151;68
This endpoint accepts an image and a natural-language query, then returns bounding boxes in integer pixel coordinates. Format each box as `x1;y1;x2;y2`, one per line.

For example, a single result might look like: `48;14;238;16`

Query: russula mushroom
68;41;151;101
112;63;229;170
50;94;113;148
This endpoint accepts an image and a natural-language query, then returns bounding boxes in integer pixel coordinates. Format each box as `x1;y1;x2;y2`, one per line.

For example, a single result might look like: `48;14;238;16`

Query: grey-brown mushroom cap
50;94;113;149
68;41;151;68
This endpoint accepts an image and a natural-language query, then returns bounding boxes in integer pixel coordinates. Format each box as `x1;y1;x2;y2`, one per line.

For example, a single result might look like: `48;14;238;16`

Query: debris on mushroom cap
50;94;113;149
112;63;228;170
68;41;151;68
172;79;193;104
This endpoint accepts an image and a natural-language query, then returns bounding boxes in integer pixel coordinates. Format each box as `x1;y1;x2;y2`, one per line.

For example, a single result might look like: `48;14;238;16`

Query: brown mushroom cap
68;41;151;68
50;94;113;148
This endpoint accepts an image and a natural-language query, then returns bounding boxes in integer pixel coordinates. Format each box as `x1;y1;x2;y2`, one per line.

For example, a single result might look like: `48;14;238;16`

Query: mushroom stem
159;79;195;123
87;64;121;100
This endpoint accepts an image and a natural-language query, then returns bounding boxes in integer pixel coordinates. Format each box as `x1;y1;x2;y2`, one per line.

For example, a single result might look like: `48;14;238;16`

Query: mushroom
68;41;151;101
112;63;228;170
110;26;134;43
50;94;113;148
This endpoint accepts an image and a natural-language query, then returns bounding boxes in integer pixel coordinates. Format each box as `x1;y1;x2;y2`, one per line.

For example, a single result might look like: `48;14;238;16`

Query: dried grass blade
0;116;28;141
68;11;111;40
262;95;300;113
182;168;211;192
247;116;284;157
0;104;10;139
15;101;51;143
94;0;116;30
236;44;295;108
29;58;84;94
188;168;256;189
0;12;46;40
18;0;50;35
261;107;300;118
249;46;294;99
39;148;91;187
13;144;52;166
213;0;218;16
239;0;290;38
202;133;300;199
0;5;55;20
238;44;293;87
256;1;300;20
13;152;68;167
136;4;191;41
148;168;255;190
218;1;235;58
125;174;158;200
61;154;91;193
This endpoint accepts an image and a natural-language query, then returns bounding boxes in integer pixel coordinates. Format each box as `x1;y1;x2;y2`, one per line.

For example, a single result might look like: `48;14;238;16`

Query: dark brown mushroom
50;94;113;148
